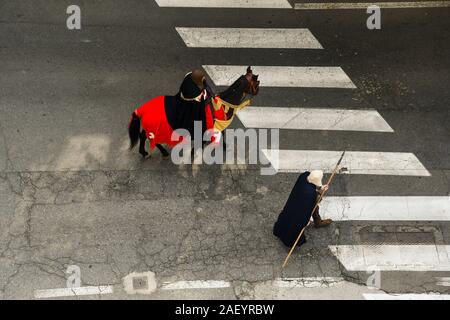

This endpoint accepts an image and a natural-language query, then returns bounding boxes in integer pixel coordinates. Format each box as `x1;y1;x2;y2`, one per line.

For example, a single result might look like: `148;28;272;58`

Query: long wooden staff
282;151;346;268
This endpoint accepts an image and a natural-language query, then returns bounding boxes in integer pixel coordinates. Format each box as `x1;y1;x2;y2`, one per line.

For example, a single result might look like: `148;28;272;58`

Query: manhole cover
123;271;157;295
133;276;149;290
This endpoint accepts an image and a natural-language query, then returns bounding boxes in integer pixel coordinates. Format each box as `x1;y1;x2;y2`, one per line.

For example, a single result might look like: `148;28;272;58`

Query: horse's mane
219;75;249;106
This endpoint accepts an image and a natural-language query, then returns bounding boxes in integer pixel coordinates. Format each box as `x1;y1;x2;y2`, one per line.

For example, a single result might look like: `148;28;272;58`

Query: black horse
128;66;260;158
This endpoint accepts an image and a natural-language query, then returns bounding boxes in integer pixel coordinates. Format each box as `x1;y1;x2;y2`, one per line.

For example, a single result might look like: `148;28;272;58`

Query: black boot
312;209;332;228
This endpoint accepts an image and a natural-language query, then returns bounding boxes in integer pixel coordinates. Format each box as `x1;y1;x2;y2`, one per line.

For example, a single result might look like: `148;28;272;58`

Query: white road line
203;65;356;88
363;293;450;300
295;2;450;10
274;277;344;288
160;280;231;290
260;150;431;176
155;0;292;8
34;286;114;299
435;277;450;287
330;245;450;272
175;28;323;49
321;196;450;221
237;107;393;132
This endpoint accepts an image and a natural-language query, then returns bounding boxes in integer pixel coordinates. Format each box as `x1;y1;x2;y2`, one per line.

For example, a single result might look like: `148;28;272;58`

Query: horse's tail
128;111;141;149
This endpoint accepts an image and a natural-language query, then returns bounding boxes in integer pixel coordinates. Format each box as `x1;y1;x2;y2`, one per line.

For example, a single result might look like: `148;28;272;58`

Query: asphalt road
0;0;449;299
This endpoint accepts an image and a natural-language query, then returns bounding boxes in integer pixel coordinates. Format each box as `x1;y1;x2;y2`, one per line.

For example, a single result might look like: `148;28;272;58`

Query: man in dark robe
164;69;214;139
273;170;333;248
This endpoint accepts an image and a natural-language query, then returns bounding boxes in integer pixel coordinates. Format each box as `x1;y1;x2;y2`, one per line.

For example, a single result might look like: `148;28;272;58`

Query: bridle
244;73;260;97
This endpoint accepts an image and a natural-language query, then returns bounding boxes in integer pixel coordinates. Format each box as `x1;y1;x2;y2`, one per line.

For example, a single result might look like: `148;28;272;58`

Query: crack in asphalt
1;168;449;297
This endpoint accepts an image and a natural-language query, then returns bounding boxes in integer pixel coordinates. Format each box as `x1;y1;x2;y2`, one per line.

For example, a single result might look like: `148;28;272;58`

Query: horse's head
245;66;260;96
219;66;260;106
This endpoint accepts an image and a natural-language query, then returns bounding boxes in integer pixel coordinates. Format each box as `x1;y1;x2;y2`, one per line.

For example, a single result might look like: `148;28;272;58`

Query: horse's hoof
162;154;170;160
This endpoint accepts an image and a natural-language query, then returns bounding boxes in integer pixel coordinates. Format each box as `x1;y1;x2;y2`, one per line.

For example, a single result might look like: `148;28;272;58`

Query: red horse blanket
134;96;214;150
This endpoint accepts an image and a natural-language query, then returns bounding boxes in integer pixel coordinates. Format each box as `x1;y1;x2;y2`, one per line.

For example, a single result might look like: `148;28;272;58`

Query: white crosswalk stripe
34;286;114;299
176;28;323;49
329;245;450;272
155;0;292;8
363;293;450;300
260;149;431;176
237;106;393;132
321;196;450;221
161;280;231;290
295;1;450;10
273;277;344;287
203;65;357;88
435;277;450;287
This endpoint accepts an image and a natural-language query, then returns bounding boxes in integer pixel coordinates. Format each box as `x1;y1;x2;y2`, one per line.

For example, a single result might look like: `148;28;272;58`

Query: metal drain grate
132;276;149;290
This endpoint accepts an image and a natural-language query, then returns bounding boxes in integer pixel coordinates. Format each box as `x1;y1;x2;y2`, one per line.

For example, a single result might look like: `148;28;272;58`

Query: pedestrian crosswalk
203;65;357;88
322;196;450;221
161;280;231;290
261;150;431;176
238;107;393;132
330;245;450;272
155;0;292;8
156;0;448;286
363;293;450;300
294;1;450;10
175;28;323;49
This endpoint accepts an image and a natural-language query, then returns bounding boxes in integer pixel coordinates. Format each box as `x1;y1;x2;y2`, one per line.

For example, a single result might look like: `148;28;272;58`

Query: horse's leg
222;129;227;150
156;144;170;159
139;130;149;158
